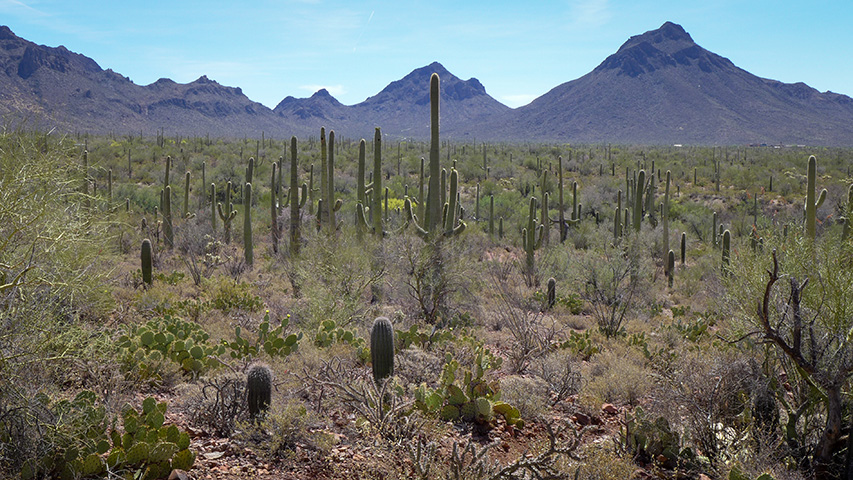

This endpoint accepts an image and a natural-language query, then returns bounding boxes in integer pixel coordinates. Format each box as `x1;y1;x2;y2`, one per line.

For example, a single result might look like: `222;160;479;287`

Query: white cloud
299;84;347;96
569;0;611;28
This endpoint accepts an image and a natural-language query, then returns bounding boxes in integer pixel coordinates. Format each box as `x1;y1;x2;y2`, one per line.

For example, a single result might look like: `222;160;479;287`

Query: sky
1;0;852;109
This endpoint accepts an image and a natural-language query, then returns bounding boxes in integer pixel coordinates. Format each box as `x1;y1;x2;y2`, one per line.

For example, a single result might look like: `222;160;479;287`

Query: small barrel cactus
247;364;273;421
371;317;395;384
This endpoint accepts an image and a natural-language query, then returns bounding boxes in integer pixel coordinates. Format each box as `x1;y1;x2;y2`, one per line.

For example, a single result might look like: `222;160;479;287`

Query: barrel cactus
247;364;273;421
370;317;395;384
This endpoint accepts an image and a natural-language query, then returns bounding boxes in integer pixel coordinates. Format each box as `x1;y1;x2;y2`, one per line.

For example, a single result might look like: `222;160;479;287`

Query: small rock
602;403;618;415
168;470;190;480
572;412;591;425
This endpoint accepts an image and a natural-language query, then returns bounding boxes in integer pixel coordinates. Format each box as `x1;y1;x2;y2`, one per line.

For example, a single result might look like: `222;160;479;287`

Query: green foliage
210;280;264;312
19;394;194;480
396;324;454;351
314;319;369;362
414;347;523;429
224;312;302;361
621;405;686;469
116;315;225;380
555;330;600;360
531;289;583;314
154;269;184;286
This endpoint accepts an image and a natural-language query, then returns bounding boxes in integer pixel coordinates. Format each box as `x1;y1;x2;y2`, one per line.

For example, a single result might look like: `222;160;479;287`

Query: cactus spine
141;239;153;287
370;317;395;384
247;364;273;421
805;155;827;240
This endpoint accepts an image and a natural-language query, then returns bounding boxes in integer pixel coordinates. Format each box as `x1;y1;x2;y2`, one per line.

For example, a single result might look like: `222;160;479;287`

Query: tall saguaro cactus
357;128;385;238
805;155;827;240
523;197;544;275
244;183;253;266
271;163;279;253
662;170;671;271
633;170;646;232
842;184;853;242
404;73;465;240
290;136;302;256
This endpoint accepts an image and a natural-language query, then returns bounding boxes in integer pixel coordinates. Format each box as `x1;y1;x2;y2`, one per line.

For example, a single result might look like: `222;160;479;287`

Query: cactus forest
3;73;853;480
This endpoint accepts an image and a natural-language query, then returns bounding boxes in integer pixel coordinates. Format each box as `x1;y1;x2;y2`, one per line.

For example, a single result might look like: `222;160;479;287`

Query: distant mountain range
2;22;853;145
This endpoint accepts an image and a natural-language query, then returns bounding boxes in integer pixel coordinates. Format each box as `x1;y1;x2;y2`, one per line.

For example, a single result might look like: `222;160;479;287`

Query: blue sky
2;0;851;108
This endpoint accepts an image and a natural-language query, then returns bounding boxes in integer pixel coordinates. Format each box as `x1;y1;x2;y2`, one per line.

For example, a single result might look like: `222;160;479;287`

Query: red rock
602;403;618;415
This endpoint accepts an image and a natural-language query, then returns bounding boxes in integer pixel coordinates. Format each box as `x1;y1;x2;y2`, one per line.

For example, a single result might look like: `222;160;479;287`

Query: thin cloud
569;0;611;28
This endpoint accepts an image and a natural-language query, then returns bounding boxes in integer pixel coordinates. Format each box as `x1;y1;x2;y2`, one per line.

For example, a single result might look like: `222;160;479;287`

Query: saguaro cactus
271;164;279;253
404;73;465;240
289;136;302;256
546;277;556;310
141;239;153;287
721;229;731;275
357;128;385;238
662;170;671;268
666;250;675;288
325;130;342;234
217;181;237;244
244;183;253;266
371;317;395;384
210;183;217;231
163;185;174;248
842;184;853;242
633;170;646;232
523;197;544;275
247;364;272;421
804;155;827;240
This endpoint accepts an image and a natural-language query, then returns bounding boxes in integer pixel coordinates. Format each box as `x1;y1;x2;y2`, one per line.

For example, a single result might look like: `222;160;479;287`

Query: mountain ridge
2;23;853;145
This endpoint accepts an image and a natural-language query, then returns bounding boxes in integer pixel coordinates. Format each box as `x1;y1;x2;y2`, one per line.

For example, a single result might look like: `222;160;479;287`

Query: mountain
273;62;509;139
3;23;853;145
481;22;853;144
0;25;287;136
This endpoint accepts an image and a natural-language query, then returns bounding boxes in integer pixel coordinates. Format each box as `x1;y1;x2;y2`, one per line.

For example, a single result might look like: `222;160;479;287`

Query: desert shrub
581;343;650;409
182;372;246;437
572;444;637;480
499;375;549;419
